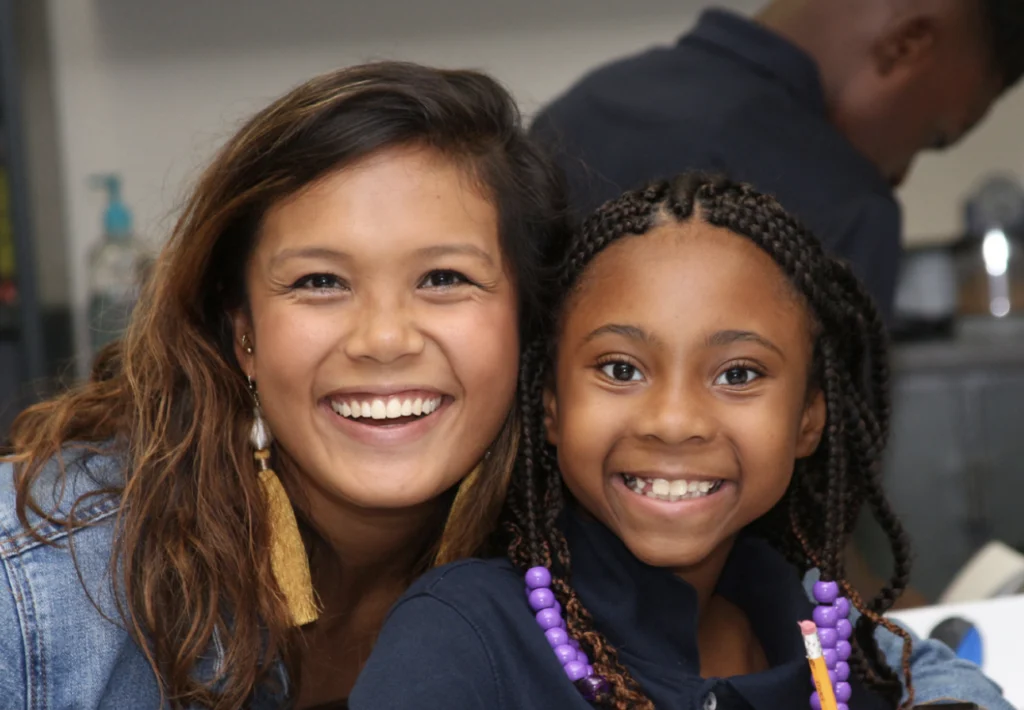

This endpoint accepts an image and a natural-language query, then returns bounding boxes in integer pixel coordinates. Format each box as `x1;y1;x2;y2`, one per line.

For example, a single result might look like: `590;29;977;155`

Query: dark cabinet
860;326;1024;600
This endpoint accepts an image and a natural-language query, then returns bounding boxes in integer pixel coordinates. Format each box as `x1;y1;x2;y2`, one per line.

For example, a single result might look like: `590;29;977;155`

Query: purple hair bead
838;705;849;710
564;660;588;681
835;661;850;682
810;692;822;710
835;682;852;703
536;608;561;630
525;566;609;704
525;566;552;589
835;618;853;640
813;580;840;604
812;605;839;628
836;640;852;661
528;588;556;611
577;675;610;701
545;627;569;647
553;644;577;664
817;627;839;649
834;596;850;618
822;648;838;670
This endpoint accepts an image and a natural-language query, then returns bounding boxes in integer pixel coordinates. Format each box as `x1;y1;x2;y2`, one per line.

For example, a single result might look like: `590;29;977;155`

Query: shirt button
703;692;717;710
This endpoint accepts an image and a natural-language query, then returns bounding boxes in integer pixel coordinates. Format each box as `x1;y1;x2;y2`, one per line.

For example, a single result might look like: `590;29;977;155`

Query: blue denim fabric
0;449;286;709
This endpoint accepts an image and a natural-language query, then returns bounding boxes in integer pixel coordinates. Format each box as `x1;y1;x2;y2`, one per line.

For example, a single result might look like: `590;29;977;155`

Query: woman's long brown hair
5;62;567;708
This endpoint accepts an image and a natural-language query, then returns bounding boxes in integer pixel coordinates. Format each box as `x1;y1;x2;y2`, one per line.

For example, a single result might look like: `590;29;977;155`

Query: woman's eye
420;269;470;289
714;367;761;387
600;361;643;382
293;273;343;291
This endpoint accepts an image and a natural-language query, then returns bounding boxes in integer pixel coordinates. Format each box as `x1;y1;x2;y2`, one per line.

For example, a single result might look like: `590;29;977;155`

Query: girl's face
545;221;826;576
235;145;519;517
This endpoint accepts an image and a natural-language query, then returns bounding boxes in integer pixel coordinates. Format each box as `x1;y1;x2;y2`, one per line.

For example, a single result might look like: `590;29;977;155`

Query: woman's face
235;145;519;517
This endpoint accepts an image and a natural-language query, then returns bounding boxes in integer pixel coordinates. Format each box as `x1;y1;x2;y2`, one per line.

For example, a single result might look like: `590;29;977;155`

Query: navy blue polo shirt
530;9;902;317
349;510;890;710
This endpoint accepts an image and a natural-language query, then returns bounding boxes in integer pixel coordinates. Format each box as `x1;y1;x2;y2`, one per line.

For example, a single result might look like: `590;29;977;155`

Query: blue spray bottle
87;174;147;354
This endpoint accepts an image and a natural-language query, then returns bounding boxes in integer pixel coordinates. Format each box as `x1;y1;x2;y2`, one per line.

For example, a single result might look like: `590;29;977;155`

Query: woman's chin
324;472;459;513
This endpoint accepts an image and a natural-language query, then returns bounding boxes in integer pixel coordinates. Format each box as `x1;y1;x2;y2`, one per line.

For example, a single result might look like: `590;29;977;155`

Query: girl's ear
543;384;559;446
796;388;827;458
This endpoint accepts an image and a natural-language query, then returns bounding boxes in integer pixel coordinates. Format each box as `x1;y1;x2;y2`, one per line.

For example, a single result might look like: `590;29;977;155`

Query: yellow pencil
800;621;839;710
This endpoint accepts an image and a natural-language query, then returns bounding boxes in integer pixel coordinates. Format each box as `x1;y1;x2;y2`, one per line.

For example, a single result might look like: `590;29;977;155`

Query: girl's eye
600;361;643;382
420;270;471;289
293;273;344;291
714;367;761;387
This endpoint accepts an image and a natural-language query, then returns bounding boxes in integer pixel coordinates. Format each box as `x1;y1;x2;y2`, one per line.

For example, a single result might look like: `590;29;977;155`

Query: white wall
43;0;1024;373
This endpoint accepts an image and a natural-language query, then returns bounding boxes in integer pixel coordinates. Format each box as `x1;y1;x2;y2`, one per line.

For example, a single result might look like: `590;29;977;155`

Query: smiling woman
240;147;519;516
0;62;566;709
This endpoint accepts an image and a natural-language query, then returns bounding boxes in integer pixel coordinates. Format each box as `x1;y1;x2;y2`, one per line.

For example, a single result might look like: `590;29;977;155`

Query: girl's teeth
330;396;443;422
622;474;720;501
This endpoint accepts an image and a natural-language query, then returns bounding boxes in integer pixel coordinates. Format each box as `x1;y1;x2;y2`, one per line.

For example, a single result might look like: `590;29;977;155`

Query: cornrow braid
501;172;915;709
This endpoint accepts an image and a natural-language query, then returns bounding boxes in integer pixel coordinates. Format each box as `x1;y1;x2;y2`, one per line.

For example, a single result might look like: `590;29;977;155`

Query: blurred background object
2;0;1024;605
0;0;73;439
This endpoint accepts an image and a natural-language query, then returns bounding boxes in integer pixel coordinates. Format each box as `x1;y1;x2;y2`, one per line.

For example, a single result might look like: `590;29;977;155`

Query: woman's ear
231;310;255;378
796;388;827;458
542;384;559;447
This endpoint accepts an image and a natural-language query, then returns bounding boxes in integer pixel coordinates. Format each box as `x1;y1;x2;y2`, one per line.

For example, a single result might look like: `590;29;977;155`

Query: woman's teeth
621;473;722;501
329;396;442;421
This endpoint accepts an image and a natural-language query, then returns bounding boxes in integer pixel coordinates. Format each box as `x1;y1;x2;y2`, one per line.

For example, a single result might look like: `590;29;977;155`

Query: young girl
350;174;1007;710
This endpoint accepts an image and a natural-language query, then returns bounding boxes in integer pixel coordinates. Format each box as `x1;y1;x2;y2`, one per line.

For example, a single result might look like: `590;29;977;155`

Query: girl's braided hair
497;173;914;709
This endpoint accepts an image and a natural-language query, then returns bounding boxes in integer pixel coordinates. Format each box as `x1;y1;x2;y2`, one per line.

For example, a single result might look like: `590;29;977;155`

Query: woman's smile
320;387;454;447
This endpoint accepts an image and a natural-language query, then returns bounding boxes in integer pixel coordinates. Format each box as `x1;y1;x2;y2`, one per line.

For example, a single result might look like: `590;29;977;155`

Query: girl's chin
618;529;736;574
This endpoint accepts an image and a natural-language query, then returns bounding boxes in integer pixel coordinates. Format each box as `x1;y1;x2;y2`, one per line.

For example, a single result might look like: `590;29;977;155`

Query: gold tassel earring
247;371;319;627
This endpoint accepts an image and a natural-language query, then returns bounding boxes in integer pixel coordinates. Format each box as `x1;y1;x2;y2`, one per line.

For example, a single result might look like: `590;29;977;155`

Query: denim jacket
0;449;1012;709
0;448;286;710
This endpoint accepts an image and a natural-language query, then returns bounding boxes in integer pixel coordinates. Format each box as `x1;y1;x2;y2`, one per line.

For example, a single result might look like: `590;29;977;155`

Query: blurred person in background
532;0;1024;321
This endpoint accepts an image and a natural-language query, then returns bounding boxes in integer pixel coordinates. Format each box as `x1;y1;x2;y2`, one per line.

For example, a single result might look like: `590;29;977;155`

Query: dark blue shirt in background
349;510;890;710
530;9;902;317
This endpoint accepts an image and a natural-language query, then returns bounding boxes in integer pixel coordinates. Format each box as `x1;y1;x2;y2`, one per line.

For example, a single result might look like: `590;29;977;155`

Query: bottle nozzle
89;173;132;238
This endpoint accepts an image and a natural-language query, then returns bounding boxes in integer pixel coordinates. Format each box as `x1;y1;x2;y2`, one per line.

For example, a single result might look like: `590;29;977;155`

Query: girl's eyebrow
582;323;661;346
706;329;784;358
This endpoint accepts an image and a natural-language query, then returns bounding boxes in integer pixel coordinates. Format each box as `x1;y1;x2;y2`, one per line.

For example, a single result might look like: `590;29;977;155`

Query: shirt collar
681;9;828;117
566;507;812;672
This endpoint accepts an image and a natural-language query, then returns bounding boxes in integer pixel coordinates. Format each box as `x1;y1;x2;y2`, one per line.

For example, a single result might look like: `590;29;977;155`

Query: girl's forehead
558;220;814;354
570;221;799;309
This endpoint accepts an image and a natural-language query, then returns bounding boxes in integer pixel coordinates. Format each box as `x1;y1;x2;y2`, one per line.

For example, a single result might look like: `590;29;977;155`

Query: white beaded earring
243;335;318;626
